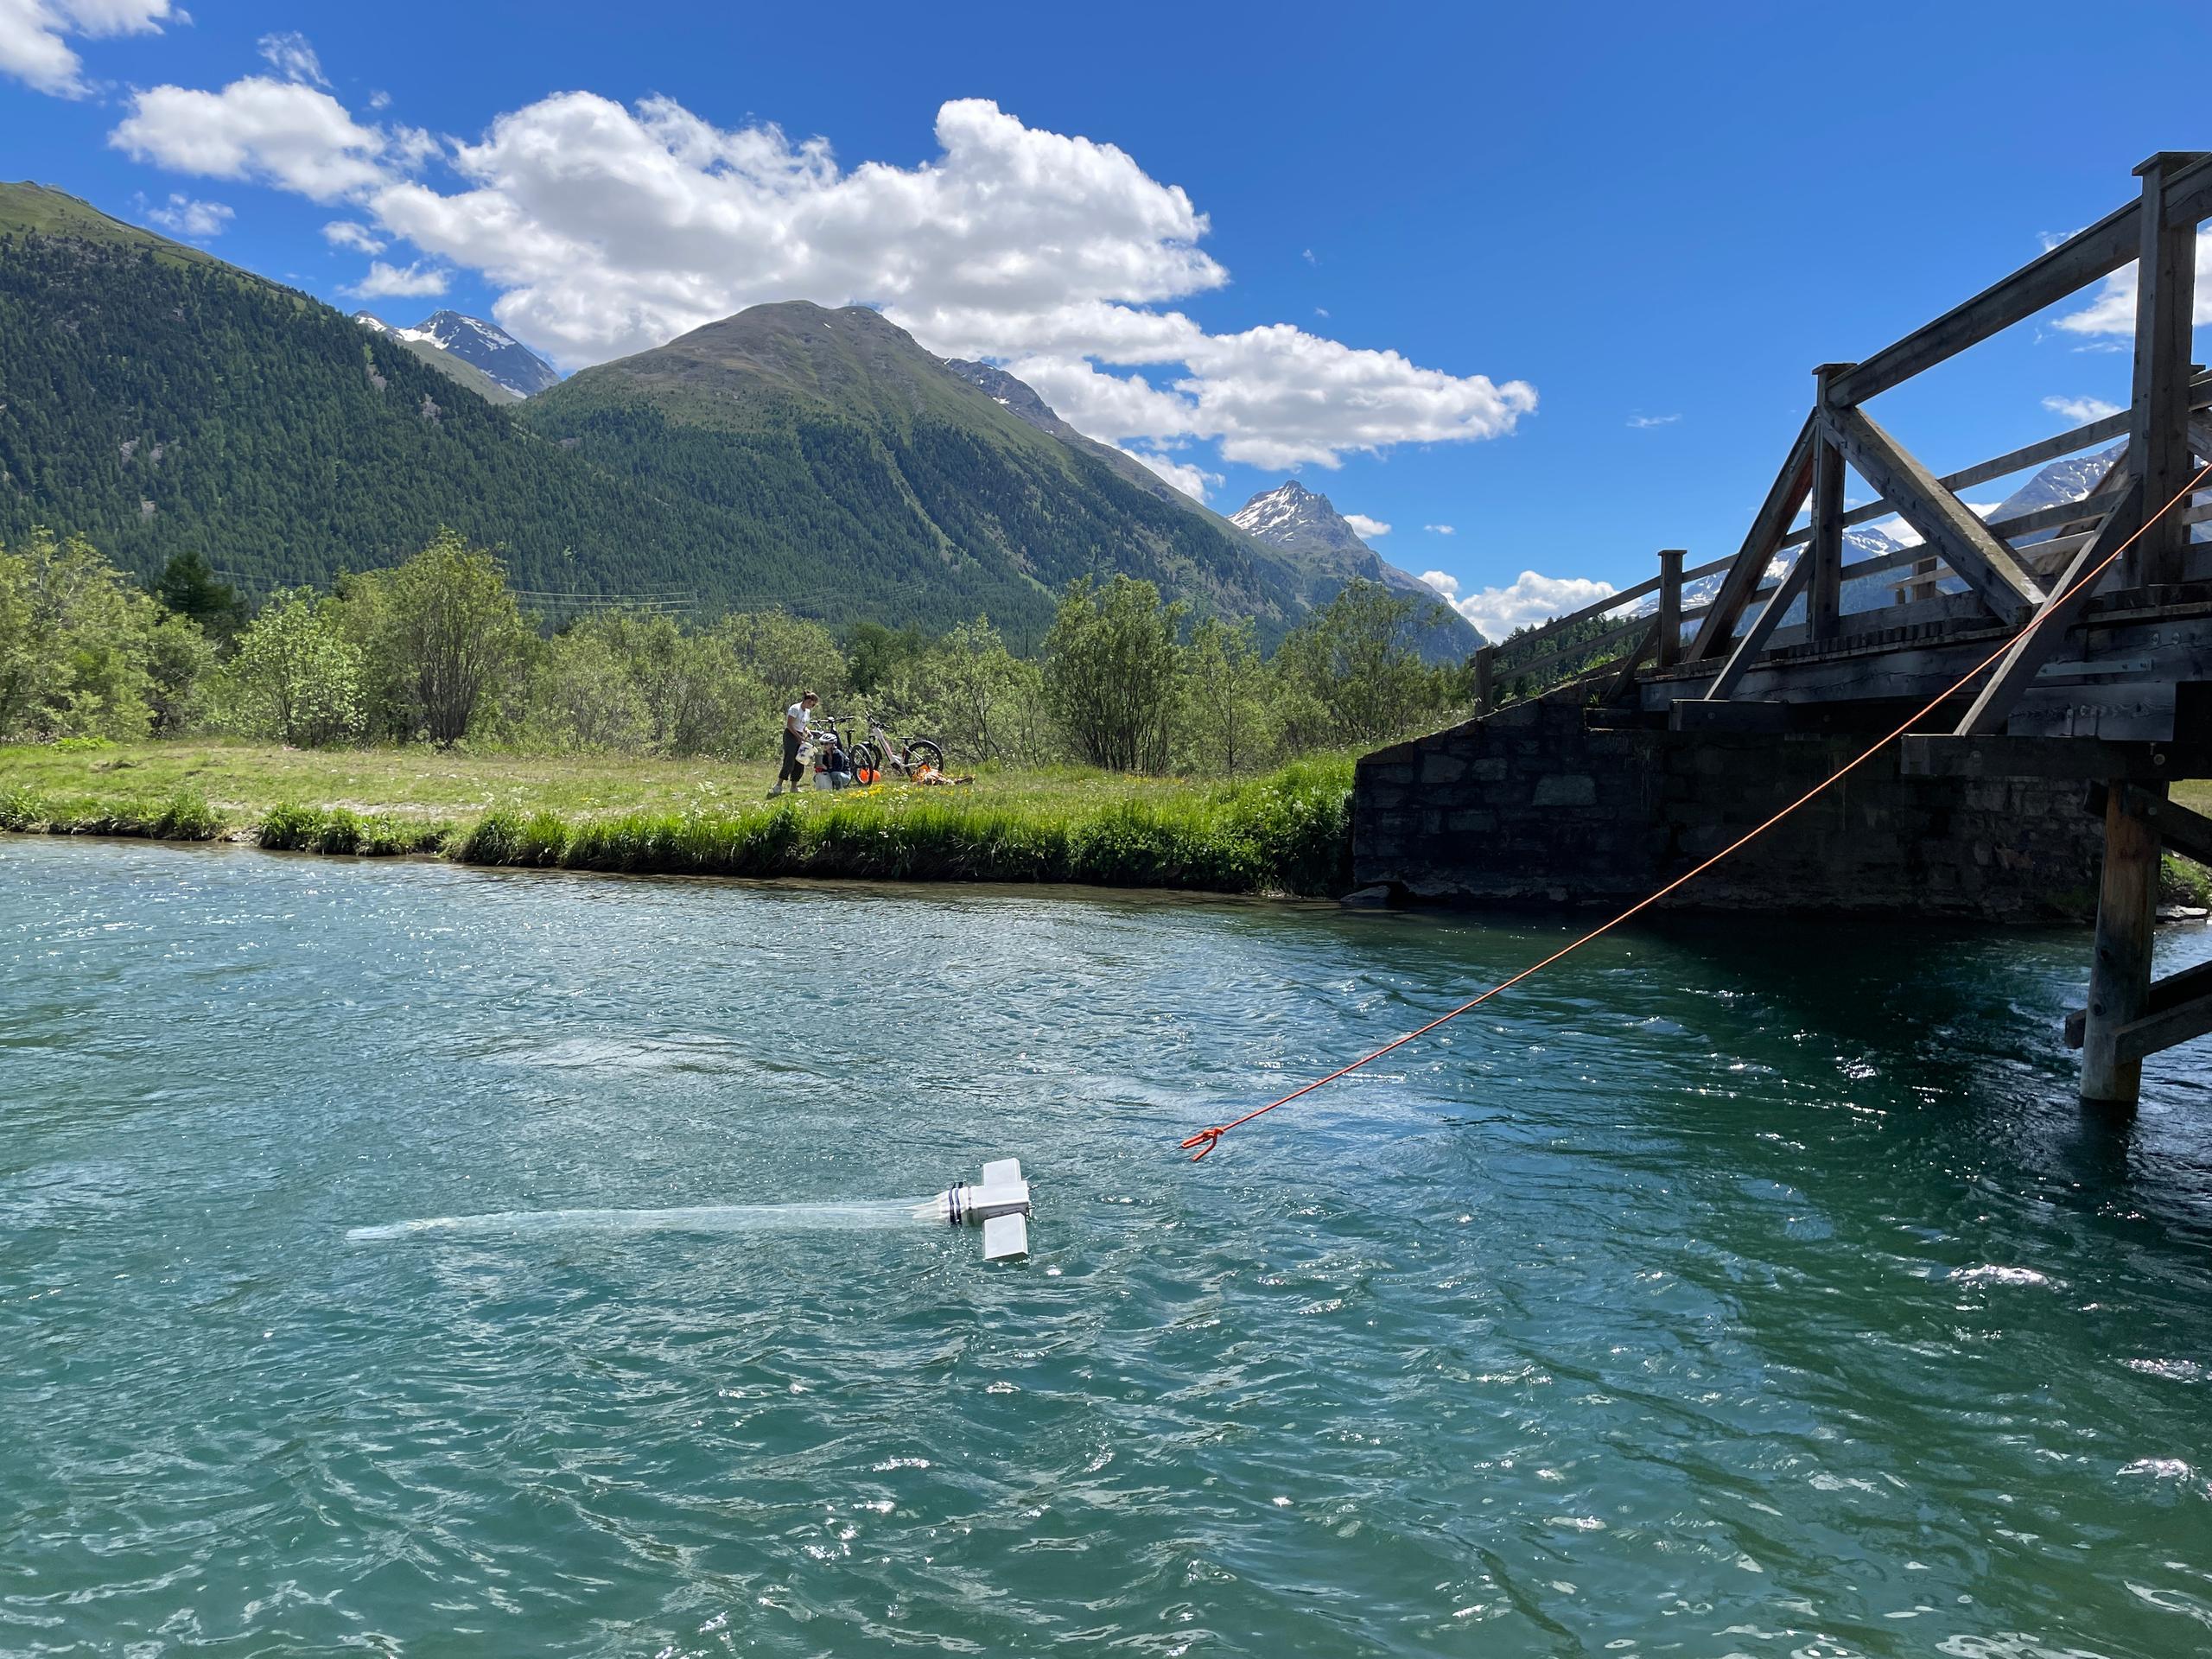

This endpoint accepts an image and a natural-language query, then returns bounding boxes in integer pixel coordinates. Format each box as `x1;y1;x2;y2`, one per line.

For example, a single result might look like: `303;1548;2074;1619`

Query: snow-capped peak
1230;480;1338;543
353;308;561;398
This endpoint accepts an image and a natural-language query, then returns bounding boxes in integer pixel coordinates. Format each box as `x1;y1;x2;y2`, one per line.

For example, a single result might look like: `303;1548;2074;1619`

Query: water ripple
3;839;2212;1656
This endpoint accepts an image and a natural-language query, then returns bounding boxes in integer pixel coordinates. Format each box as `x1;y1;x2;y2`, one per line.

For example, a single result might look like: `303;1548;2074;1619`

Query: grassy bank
0;741;1355;897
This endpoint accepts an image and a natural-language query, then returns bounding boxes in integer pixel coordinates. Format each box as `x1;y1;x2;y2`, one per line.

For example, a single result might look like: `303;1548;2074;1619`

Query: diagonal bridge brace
1954;478;2145;735
1824;404;2046;629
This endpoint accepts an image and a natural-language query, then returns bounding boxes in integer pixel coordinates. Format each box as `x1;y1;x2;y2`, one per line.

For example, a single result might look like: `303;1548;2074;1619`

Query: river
4;836;2210;1657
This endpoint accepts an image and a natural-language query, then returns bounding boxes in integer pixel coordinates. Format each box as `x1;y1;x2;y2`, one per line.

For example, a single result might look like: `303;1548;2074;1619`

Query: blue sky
3;0;2207;635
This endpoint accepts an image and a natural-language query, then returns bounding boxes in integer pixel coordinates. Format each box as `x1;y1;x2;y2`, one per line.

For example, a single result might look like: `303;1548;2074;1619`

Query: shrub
257;802;447;855
150;791;222;841
214;590;366;747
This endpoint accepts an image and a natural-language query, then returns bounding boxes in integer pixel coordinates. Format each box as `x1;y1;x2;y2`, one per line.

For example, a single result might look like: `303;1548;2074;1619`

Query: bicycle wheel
851;741;882;780
903;739;945;775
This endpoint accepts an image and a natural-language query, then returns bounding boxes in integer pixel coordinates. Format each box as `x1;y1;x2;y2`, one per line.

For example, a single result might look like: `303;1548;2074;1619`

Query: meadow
0;740;1356;898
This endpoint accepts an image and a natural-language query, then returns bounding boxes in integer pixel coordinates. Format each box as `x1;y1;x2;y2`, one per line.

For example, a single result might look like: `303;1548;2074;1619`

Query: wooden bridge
1459;151;2212;1111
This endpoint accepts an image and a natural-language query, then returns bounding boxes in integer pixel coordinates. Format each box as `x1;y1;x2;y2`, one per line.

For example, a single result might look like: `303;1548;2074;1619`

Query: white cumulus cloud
1343;512;1390;539
321;219;386;255
1417;570;1459;596
257;29;328;87
1424;523;1454;535
346;259;448;300
1443;570;1618;641
142;193;232;238
2042;393;2122;424
110;75;433;203
106;87;1534;471
1116;447;1219;503
2054;230;2212;337
0;0;176;98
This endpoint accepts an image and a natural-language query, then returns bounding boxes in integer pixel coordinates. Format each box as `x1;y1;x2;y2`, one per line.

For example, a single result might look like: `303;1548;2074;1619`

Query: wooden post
2081;780;2165;1108
1808;365;1853;642
1474;645;1496;715
2124;153;2199;588
1656;549;1684;667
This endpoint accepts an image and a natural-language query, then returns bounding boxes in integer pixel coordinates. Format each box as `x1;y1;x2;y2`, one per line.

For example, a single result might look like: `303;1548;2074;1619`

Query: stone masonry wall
1354;700;2104;921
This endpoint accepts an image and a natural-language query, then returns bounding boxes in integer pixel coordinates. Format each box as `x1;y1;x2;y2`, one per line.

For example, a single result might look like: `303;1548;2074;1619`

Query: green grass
0;740;1356;895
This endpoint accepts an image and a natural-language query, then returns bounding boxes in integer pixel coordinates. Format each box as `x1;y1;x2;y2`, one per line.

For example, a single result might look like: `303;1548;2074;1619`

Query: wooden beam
1706;552;1810;701
2126;153;2201;586
1826;404;2045;626
1655;549;1684;668
2091;781;2212;868
1982;483;2132;546
1605;620;1660;702
1827;199;2144;407
1669;699;1789;733
1685;412;1817;663
2157;149;2212;231
1501;613;1650;689
1770;369;2209;552
1898;734;2195;782
2065;956;2212;1050
1808;365;1850;642
2190;418;2212;462
1495;579;1656;653
2082;779;2163;1107
1954;480;2144;736
1474;645;1496;715
2115;985;2212;1067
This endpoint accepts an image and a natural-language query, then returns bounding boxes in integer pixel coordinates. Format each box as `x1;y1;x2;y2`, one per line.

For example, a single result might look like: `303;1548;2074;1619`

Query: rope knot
1179;1126;1226;1161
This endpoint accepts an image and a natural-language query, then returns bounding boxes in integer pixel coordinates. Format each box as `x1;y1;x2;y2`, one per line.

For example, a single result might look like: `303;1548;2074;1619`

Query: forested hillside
518;302;1313;642
0;184;1471;652
0;227;758;601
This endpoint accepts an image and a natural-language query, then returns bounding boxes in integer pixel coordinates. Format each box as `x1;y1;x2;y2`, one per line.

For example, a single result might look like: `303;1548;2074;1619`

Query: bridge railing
1472;150;2212;724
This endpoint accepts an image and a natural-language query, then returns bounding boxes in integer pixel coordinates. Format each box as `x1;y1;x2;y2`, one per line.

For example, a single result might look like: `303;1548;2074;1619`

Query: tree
714;610;848;714
152;550;246;644
0;528;159;742
1042;575;1183;772
144;611;216;734
347;530;531;746
845;620;930;696
1180;615;1271;776
1274;580;1440;746
880;615;1039;766
213;588;365;747
524;626;653;753
554;607;768;756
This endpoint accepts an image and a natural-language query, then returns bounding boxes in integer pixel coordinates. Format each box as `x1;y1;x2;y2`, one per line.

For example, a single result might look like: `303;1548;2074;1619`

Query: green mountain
0;181;743;603
515;302;1313;641
0;181;1478;658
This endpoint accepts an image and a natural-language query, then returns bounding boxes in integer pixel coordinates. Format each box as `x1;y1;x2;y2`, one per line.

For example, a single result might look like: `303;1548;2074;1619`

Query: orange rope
1181;462;2212;1161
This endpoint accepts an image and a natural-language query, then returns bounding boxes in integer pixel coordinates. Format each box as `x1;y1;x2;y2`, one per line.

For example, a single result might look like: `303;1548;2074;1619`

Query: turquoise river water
5;836;2212;1657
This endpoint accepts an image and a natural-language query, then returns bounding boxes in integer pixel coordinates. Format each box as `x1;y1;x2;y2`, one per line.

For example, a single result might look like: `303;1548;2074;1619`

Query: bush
150;790;223;841
214;590;367;747
0;785;51;830
0;529;166;743
257;803;448;855
2162;852;2212;908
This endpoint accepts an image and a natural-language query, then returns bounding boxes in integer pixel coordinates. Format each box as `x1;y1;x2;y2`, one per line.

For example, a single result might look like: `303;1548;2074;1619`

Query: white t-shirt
785;702;811;737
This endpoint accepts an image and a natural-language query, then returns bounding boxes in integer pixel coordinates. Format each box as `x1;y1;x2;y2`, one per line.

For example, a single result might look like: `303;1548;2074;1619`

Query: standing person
772;691;819;796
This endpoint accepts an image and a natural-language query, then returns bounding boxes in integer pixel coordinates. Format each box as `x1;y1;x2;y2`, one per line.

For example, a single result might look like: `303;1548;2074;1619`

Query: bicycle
845;713;944;779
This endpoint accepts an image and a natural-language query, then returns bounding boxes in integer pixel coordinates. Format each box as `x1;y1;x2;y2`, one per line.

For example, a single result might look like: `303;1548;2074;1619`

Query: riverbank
0;741;1354;897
